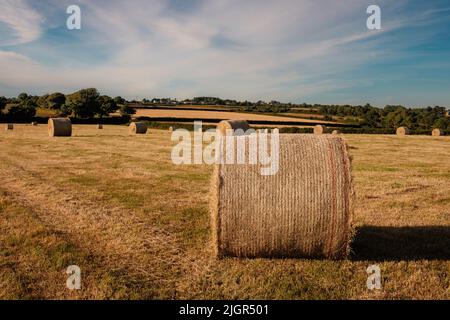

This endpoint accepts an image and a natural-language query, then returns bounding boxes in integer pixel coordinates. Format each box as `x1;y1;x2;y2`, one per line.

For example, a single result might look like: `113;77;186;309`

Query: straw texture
129;122;147;134
210;134;354;259
314;125;327;135
396;127;410;136
48;118;72;137
217;120;250;136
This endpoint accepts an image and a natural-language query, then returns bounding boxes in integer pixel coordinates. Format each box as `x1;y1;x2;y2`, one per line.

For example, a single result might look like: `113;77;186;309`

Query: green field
0;125;448;299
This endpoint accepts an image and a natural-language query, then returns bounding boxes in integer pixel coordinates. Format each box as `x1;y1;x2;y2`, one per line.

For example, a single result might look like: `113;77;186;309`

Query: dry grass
133;108;337;124
0;125;448;299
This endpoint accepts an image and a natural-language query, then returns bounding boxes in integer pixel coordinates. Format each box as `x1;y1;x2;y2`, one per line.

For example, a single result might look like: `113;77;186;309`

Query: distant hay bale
6;123;13;130
314;125;327;135
210;134;354;259
332;130;341;135
217;120;250;136
48;118;72;137
396;127;410;136
169;126;173;132
129;121;147;134
97;124;103;129
432;128;443;136
31;121;38;126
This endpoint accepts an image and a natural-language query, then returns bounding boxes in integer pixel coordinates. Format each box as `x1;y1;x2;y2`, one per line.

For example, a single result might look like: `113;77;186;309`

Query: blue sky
0;0;449;107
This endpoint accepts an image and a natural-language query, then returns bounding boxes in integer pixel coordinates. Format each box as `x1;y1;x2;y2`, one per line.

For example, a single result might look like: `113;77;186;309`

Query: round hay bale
432;128;443;136
6;123;13;130
169;126;174;132
129;121;147;134
97;124;103;129
216;120;250;136
48;118;72;137
31;121;38;126
210;134;354;259
314;125;327;135
396;127;410;136
332;130;341;135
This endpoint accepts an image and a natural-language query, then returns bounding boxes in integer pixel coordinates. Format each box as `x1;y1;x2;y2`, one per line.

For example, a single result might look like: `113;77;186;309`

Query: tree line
0;89;135;121
1;91;448;131
320;104;449;131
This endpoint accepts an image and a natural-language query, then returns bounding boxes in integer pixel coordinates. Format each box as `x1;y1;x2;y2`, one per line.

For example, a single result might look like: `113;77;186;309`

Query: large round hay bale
48;118;72;137
396;127;410;136
314;125;327;135
97;124;103;129
210;134;354;259
6;123;13;130
217;120;250;136
432;128;443;136
129;121;147;134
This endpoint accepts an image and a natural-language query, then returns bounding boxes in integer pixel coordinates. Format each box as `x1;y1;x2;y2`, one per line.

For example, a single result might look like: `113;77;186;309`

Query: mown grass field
133;108;337;124
0;125;448;299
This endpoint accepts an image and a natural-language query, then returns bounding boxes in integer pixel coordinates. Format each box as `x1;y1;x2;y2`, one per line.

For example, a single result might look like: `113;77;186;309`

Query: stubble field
0;125;448;299
133;108;336;124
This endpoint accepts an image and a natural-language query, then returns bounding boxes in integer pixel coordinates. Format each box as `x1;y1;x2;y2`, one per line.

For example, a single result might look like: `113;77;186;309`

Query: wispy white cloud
0;0;449;106
0;0;44;45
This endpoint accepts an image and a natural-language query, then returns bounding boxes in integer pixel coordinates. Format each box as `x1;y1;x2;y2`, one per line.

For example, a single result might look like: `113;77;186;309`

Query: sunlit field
0;125;448;299
133;108;336;124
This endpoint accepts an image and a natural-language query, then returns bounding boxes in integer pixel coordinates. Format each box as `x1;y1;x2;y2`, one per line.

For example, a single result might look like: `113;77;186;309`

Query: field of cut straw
0;125;448;299
133;108;336;124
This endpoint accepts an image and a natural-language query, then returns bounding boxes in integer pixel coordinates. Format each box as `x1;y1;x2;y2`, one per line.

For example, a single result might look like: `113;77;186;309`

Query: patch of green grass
67;175;99;186
354;164;400;172
178;207;210;246
390;182;403;189
0;193;146;299
190;260;364;299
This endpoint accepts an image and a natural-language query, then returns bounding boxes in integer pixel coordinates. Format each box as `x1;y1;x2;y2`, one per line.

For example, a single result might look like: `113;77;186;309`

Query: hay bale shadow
351;226;450;261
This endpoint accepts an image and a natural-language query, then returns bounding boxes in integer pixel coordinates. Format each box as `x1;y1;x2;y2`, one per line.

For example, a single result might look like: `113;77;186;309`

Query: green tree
37;94;49;108
8;96;37;119
97;95;118;118
18;92;29;101
46;92;66;110
362;109;381;127
114;96;126;105
119;104;136;116
65;88;100;118
0;96;7;113
433;117;450;131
